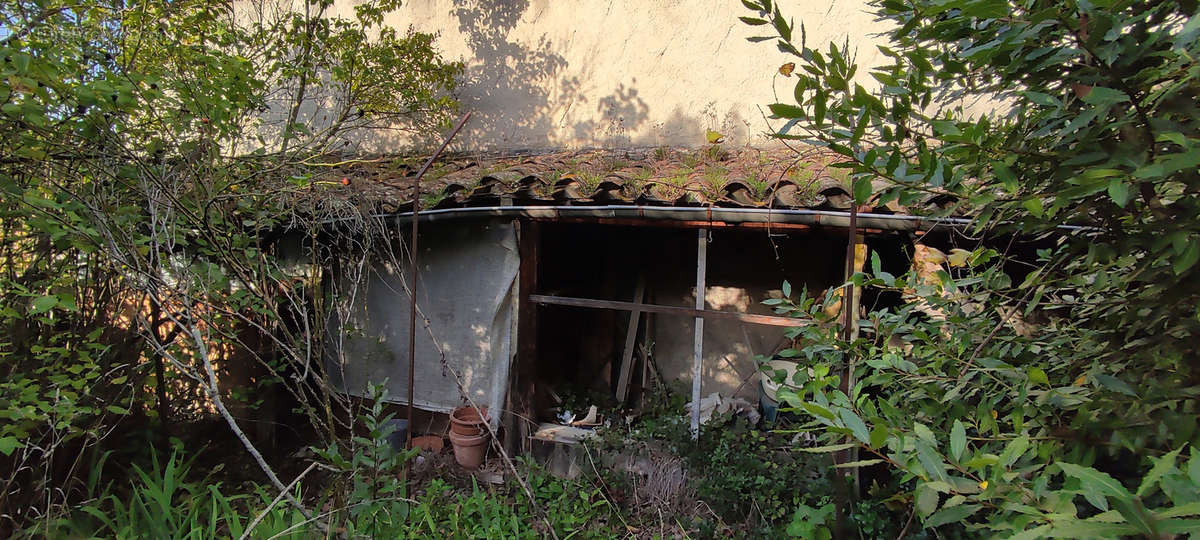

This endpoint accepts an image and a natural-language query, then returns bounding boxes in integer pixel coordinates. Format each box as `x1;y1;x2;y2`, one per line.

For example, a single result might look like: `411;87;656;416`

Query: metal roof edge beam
321;205;986;233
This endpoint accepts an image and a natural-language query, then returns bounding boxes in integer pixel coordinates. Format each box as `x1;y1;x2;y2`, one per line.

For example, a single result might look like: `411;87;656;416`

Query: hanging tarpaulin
326;218;518;414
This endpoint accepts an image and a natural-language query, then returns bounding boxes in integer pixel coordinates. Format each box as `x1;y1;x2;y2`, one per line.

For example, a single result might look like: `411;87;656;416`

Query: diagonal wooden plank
615;276;645;403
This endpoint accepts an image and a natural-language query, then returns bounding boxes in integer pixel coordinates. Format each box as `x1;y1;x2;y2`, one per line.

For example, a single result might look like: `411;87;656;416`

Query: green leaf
1157;518;1200;535
1023;197;1044;218
834;459;883;468
768;102;805;119
799;402;836;420
852;177;873;203
917;441;950;482
1107;179;1131;207
1137;446;1183;497
1189;448;1200;486
930;119;961;136
993;161;1019;193
1174;242;1199;275
1007;524;1053;540
1000;435;1029;468
0;437;21;456
950;420;967;461
1023;91;1062;108
1157;502;1200;519
916;483;939;516
964;454;999;469
913;422;936;444
925;504;980;527
1095;374;1138;397
840;408;872;444
869;426;889;448
799;443;858;453
1080;87;1129;106
1059;462;1132;499
1046;520;1138;537
1027;367;1049;386
29;295;58;315
1112;496;1159;538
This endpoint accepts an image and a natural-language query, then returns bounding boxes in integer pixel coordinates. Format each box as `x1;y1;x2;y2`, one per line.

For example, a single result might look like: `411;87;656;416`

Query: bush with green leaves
768;268;1200;535
1;0;460;527
741;0;1200;535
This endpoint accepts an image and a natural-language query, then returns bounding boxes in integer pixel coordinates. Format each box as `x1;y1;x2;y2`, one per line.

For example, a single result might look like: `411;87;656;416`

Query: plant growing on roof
744;170;773;201
744;0;1200;535
622;167;655;198
650;168;693;200
572;170;606;194
700;167;731;202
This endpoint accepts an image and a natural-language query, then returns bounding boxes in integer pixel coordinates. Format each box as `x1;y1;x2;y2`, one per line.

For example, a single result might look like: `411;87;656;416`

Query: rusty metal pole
406;112;472;457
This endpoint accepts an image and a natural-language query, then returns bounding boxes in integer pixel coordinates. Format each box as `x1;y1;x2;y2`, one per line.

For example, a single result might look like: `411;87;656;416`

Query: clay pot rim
450;405;489;425
448;430;490;445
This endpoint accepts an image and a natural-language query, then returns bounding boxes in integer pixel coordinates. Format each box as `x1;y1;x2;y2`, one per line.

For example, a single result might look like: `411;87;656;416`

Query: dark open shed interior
522;220;915;425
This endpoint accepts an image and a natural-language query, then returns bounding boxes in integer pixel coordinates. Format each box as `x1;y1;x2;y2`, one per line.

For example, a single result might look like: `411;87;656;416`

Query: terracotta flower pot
448;430;490;469
449;405;489;436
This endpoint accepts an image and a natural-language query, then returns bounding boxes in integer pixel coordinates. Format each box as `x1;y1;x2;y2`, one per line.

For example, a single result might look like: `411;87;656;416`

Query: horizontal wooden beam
530;294;809;327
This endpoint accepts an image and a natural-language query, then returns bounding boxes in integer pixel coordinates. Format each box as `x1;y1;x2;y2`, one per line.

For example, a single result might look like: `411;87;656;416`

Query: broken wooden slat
615;276;646;403
528;295;809;327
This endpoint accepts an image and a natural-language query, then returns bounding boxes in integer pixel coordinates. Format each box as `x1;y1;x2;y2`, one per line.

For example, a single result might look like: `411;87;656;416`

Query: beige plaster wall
348;0;893;152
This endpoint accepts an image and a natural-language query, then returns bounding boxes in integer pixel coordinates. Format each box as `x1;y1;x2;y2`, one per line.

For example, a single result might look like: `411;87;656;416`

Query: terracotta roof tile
288;147;960;217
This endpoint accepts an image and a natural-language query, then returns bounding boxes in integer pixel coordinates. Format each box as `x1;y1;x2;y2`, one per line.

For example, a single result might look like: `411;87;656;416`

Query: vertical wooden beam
615;276;646;403
691;229;707;439
834;205;868;537
847;233;866;489
510;219;540;454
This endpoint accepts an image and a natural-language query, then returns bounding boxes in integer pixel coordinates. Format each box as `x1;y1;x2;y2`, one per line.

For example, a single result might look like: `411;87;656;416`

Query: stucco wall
346;0;892;152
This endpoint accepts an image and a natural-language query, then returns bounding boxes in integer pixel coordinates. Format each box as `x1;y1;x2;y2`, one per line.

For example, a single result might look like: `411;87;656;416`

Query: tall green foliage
0;0;459;528
741;0;1200;535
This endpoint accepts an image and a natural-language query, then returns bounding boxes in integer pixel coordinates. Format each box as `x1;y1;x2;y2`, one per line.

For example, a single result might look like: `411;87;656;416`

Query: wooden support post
511;220;540;455
691;229;707;440
847;233;866;490
615;276;645;403
834;205;868;536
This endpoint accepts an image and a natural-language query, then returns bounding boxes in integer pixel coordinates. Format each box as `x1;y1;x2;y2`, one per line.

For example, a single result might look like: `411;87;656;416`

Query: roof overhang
322;204;985;234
